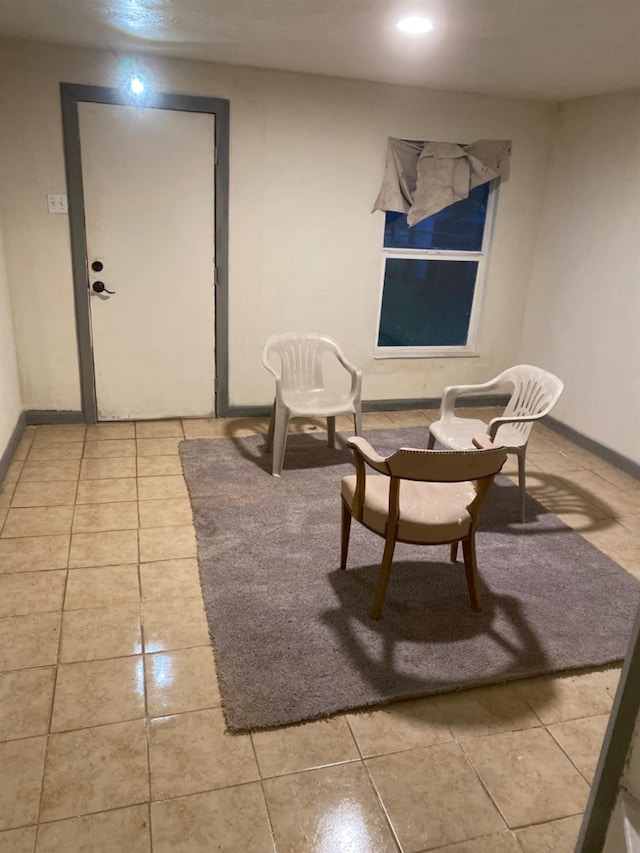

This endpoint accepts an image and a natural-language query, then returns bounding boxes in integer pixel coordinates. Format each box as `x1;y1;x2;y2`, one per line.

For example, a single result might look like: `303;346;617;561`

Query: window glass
383;183;490;252
378;258;478;347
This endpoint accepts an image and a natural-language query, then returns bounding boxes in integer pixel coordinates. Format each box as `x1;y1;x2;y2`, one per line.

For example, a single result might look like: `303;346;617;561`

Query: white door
79;102;216;420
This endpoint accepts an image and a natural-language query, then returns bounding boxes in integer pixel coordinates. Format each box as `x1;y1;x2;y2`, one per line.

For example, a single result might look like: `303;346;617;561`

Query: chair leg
271;406;290;477
340;500;352;570
450;541;459;563
354;408;362;436
427;431;436;449
517;451;527;523
264;401;276;452
462;536;481;612
327;416;336;449
371;534;397;620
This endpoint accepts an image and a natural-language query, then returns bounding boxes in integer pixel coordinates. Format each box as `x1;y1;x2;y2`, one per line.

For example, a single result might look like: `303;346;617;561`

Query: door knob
92;281;115;294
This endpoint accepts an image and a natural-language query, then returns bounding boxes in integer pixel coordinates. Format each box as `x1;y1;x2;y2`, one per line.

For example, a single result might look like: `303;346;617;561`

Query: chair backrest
262;333;345;391
385;443;506;526
495;364;564;441
386;445;508;483
347;436;507;526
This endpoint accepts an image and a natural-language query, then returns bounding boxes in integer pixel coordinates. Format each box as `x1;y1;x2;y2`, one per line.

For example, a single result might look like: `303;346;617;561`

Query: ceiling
1;0;639;100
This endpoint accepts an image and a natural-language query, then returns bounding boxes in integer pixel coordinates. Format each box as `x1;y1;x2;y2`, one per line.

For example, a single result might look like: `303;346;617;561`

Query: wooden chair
340;434;508;619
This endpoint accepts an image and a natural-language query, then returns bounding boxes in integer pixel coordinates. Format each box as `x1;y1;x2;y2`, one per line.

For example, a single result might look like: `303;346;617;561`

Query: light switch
47;194;68;214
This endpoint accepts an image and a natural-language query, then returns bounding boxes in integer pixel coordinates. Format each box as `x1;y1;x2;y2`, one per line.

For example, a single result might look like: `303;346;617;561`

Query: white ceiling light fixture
118;59;150;100
397;16;434;34
129;76;145;95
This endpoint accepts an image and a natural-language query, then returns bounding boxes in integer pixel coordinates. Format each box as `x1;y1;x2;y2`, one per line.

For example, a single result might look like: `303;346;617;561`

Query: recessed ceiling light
397;16;433;34
130;76;145;95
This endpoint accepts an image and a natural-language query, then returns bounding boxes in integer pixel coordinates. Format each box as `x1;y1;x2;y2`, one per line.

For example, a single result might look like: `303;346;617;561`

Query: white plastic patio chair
427;365;564;522
262;333;362;477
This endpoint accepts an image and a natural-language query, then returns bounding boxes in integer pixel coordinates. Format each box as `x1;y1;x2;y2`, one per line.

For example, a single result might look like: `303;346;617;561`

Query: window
375;181;497;358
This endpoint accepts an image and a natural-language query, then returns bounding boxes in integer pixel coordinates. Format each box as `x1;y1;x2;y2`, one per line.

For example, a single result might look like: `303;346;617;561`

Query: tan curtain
373;137;512;226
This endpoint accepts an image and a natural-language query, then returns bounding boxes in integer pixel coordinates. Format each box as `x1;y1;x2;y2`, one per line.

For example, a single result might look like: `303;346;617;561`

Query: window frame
374;179;500;359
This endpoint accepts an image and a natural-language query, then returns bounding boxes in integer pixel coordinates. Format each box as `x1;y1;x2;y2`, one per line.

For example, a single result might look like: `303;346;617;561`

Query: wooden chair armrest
347;437;390;474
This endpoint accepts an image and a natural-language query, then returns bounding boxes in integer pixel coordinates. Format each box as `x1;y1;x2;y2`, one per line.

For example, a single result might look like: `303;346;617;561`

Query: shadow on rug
179;427;640;732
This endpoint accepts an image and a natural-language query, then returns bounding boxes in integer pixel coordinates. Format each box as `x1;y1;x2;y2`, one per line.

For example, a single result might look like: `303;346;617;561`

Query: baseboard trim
15;405;637;481
226;398;639;481
24;410;85;426
545;416;640;481
0;412;26;486
225;405;272;418
226;395;510;419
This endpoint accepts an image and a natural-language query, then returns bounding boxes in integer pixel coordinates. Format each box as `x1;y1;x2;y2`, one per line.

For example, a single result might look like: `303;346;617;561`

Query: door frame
60;82;230;423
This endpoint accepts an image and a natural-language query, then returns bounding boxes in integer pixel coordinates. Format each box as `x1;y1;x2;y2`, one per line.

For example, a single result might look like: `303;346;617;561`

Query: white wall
0;203;22;452
520;93;640;465
0;39;555;411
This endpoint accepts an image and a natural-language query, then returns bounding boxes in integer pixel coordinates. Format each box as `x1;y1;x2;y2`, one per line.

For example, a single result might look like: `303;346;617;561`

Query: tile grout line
134;446;153;824
133;444;165;853
455;725;590;836
247;732;281;853
137;518;155;853
456;736;514;831
31;793;153;831
0;640;224;675
344;716;405;853
544;719;600;788
414;826;523;853
33;424;83;846
0;799;171;839
24;793;582;841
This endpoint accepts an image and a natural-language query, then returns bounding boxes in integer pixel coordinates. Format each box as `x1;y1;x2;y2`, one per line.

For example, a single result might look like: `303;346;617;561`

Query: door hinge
214;376;218;392
213;267;218;287
214;146;218;165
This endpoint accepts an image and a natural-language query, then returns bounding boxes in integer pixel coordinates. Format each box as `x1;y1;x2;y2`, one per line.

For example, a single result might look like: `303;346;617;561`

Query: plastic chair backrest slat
263;333;343;392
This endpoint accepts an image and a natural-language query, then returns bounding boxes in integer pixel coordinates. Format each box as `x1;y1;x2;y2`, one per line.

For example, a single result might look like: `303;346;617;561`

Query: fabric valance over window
373;137;512;226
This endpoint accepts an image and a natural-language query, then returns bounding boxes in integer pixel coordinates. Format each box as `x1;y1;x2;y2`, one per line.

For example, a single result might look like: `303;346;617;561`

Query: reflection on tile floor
0;412;637;851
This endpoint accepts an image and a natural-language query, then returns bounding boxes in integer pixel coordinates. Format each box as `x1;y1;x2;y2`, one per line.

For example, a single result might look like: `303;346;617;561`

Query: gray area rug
179;427;640;732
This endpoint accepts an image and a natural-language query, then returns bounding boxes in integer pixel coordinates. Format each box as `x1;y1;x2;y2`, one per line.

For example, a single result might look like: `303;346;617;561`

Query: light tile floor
0;411;638;852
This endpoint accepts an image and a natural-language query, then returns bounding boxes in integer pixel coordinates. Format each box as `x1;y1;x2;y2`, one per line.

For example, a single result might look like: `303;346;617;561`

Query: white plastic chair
262;333;362;477
341;434;508;619
427;365;564;522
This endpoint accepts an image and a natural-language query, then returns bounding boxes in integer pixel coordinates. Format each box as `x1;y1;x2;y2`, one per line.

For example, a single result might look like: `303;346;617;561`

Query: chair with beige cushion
262;333;362;477
340;434;508;619
427;365;564;522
